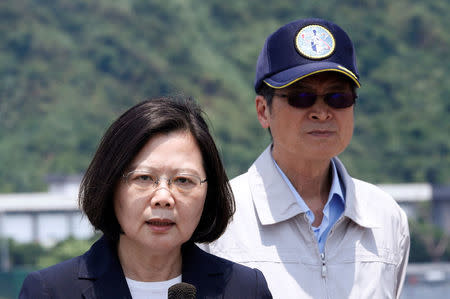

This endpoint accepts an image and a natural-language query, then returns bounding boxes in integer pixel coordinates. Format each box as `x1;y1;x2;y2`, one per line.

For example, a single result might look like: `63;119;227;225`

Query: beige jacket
203;146;410;299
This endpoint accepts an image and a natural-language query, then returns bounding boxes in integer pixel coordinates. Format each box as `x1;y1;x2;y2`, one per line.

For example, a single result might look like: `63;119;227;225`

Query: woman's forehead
127;131;204;173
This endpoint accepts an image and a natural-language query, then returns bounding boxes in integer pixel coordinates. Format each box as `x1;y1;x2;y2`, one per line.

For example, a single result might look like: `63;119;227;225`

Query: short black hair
257;83;275;107
79;96;235;243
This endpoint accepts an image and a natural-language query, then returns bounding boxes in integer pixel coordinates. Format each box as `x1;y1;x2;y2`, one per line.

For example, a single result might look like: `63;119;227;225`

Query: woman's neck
117;236;182;282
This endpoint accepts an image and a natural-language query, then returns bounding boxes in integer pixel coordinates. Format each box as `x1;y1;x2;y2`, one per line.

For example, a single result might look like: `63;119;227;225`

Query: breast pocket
332;244;398;298
219;246;300;264
354;245;396;264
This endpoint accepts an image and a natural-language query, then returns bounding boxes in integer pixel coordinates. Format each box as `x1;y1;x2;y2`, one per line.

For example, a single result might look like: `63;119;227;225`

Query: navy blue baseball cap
254;18;361;93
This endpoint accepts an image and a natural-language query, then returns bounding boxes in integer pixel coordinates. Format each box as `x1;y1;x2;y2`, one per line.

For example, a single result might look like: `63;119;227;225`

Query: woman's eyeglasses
274;92;357;109
123;170;207;195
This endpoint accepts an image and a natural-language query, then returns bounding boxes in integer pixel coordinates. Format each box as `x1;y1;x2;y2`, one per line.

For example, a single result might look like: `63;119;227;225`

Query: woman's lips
145;219;175;232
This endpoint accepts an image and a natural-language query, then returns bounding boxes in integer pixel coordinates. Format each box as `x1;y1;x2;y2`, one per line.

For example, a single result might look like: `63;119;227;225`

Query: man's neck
272;151;332;224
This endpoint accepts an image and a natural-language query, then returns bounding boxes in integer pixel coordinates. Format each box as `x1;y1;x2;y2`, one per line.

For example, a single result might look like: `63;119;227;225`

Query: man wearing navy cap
203;18;410;298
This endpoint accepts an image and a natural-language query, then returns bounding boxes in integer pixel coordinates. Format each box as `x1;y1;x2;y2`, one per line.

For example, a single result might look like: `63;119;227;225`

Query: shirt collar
248;145;380;227
328;160;346;206
272;153;345;215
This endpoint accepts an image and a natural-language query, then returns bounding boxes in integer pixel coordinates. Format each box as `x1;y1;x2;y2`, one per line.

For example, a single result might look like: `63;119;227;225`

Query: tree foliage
7;234;100;270
409;202;450;262
0;0;449;192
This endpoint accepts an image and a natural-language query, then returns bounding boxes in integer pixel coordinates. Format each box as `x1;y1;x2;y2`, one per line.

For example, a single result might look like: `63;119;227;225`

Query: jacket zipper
320;252;327;277
321;216;345;299
304;214;329;297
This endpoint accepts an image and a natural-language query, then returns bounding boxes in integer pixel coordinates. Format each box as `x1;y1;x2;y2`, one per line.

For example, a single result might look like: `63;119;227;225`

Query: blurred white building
1;178;449;291
2;179;449;245
0;175;94;246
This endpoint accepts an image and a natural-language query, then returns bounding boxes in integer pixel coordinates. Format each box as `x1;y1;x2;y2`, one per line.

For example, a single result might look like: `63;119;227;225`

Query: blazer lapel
182;242;227;298
81;271;131;299
78;236;132;299
77;238;229;298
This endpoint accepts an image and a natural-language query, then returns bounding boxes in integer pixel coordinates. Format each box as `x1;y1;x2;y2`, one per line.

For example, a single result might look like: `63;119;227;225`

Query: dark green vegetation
7;234;100;270
0;235;100;299
0;0;449;192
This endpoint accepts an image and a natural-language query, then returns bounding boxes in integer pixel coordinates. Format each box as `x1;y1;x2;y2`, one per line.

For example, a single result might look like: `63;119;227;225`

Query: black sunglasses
274;92;357;109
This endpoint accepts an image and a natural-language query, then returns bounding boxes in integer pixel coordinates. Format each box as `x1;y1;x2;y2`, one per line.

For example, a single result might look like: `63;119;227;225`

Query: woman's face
114;130;207;254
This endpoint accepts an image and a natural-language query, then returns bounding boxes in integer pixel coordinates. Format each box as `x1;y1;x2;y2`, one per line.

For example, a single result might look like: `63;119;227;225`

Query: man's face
256;72;355;165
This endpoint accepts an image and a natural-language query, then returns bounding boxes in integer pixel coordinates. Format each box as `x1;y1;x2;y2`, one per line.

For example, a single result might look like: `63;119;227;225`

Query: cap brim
263;62;361;89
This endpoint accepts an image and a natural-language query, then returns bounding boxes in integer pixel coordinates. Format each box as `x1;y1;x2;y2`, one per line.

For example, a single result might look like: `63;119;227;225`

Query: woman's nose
150;187;175;208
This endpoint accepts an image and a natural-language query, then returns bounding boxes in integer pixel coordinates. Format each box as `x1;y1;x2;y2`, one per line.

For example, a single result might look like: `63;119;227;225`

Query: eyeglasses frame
122;170;207;193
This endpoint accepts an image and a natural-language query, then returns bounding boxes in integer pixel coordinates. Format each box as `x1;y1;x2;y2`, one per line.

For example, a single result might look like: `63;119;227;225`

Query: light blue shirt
273;157;345;253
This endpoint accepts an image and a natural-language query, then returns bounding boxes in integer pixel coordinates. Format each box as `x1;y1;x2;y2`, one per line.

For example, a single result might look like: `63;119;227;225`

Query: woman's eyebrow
127;166;201;175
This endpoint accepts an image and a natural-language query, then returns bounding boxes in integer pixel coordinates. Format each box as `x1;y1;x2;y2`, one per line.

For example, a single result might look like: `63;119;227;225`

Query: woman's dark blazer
19;236;272;299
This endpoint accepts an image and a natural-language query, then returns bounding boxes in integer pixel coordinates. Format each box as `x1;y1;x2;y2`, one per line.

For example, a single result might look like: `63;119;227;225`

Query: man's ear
255;95;270;129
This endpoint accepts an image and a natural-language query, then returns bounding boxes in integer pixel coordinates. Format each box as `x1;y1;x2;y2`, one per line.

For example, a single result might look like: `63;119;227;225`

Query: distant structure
0;175;93;271
1;181;449;244
46;174;83;195
0;175;93;245
378;183;433;219
379;183;450;235
0;179;449;272
432;186;450;236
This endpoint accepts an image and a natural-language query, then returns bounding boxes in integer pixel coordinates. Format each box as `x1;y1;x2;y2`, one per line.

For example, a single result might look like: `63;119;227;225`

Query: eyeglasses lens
287;93;316;108
124;171;206;195
325;93;355;108
287;92;355;109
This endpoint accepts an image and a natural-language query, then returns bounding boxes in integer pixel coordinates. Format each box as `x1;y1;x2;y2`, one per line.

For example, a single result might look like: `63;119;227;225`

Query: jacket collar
77;238;228;298
249;145;380;228
248;146;304;225
78;236;132;299
181;242;229;297
333;158;381;228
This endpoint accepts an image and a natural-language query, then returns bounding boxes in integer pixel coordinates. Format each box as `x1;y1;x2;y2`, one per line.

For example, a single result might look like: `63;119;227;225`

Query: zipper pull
320;253;327;278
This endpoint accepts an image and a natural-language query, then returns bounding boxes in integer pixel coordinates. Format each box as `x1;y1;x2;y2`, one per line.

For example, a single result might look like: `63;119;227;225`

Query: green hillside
0;0;449;192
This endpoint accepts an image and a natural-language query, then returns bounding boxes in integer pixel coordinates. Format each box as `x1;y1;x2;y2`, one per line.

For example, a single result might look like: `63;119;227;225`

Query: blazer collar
181;242;228;296
78;236;132;299
78;238;228;298
249;145;380;228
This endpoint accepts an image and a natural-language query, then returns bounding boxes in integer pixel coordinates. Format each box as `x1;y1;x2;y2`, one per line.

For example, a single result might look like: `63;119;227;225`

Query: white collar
248;145;380;228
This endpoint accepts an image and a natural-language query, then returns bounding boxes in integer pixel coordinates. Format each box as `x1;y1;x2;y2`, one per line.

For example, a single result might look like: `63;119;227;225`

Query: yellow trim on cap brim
264;68;361;89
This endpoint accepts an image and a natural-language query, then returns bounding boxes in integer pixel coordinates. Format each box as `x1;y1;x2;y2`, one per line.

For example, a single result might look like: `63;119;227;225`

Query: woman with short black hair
20;96;272;299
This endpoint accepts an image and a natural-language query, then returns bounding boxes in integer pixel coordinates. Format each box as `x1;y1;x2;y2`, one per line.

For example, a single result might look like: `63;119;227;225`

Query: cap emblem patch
295;25;335;59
